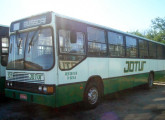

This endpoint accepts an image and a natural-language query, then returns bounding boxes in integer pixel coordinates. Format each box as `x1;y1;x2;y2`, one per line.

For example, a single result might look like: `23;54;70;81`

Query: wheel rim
87;87;98;105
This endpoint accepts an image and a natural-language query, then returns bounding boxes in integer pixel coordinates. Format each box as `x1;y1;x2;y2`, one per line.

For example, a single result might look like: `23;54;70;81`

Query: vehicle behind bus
5;12;165;109
0;25;9;95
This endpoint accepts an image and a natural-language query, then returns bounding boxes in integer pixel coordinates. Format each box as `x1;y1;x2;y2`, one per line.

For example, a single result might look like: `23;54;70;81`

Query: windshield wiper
9;43;12;53
15;31;23;55
28;26;41;53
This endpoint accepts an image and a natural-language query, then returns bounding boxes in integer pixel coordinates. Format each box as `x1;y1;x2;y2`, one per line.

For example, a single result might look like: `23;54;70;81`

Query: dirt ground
0;82;165;120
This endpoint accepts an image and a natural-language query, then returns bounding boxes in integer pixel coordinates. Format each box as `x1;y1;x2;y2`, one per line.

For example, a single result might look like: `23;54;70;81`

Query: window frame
148;41;157;59
87;26;108;57
125;36;138;58
7;26;55;71
138;39;149;58
108;31;125;58
57;29;87;71
156;44;164;59
58;29;86;55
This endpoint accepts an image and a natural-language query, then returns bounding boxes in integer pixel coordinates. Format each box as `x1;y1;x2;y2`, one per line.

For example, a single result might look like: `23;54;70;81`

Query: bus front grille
6;81;40;93
7;72;44;84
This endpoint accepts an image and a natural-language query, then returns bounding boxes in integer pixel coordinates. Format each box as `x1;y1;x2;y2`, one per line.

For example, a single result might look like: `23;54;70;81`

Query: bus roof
0;24;9;28
54;12;165;46
10;11;165;46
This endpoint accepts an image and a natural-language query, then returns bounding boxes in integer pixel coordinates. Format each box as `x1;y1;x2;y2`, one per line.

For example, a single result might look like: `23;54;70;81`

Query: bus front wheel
84;82;101;109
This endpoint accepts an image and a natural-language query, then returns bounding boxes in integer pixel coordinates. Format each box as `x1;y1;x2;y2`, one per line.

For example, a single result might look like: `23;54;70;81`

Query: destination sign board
10;12;52;32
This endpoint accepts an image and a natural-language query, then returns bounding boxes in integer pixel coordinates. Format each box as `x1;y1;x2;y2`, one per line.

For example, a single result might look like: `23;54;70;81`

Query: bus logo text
124;61;146;73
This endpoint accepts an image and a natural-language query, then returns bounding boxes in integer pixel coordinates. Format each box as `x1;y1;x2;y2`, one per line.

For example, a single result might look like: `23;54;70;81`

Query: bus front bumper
5;88;56;107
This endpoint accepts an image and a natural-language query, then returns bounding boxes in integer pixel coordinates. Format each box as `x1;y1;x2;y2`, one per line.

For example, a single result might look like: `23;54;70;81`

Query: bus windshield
7;28;54;70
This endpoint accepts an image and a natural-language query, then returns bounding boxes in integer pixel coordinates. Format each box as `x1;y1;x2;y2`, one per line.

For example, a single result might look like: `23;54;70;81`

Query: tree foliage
130;17;165;44
129;30;145;37
151;17;165;31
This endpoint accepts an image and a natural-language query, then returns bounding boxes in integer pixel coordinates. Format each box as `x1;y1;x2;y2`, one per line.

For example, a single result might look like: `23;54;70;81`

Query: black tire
147;73;154;89
84;82;101;109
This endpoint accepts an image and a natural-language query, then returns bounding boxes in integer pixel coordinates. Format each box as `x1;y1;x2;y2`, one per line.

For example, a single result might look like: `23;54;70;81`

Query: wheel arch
84;75;104;97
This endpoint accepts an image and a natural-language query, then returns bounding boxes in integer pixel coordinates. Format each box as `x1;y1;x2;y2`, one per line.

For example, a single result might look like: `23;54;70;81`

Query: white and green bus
0;25;9;95
5;12;165;108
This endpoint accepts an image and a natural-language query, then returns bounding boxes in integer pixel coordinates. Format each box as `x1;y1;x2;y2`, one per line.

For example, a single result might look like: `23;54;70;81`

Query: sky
0;0;165;32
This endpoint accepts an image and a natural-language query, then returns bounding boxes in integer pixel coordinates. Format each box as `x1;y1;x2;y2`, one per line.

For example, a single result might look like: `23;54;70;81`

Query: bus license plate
20;94;27;100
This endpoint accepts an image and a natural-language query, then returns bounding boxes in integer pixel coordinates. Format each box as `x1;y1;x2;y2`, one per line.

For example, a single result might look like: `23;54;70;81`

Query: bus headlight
43;86;47;92
38;85;55;94
10;82;13;86
38;86;42;91
6;81;13;87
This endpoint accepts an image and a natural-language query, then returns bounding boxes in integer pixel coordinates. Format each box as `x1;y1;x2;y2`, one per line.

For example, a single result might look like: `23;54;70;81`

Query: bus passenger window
126;36;137;58
87;27;107;56
139;39;148;58
1;37;9;66
108;32;125;57
149;42;156;59
59;29;86;70
157;44;163;59
59;30;85;55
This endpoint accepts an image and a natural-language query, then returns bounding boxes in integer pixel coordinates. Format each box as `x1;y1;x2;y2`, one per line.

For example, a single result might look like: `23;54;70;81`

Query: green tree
129;30;145;37
151;17;165;31
150;17;165;43
130;17;165;44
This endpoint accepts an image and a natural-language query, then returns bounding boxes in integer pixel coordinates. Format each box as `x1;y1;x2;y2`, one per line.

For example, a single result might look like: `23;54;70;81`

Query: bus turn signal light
47;86;54;93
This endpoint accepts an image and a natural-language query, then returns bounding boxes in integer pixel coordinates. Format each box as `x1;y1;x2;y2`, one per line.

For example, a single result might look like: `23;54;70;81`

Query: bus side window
139;39;148;58
157;44;163;59
163;46;165;59
59;29;86;70
87;27;107;57
126;36;137;58
148;42;156;59
108;32;125;57
1;37;9;66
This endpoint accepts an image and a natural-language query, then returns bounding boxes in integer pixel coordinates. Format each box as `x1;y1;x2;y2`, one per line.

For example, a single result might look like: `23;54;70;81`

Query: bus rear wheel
84;82;101;109
147;73;154;89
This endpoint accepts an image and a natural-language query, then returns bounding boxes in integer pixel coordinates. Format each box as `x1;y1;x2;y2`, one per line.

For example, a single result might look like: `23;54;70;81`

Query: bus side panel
133;59;150;86
103;76;133;95
55;82;86;107
132;73;149;87
56;60;88;107
155;60;165;81
104;58;150;95
155;71;165;81
107;58;134;94
151;60;165;81
103;73;148;95
88;58;109;79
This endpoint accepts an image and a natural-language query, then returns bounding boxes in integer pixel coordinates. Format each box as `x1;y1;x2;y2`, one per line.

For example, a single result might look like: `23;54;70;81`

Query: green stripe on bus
55;82;86;107
155;71;165;82
103;73;149;95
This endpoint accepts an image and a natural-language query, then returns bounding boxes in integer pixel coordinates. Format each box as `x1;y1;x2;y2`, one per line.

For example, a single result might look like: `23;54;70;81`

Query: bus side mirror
70;32;77;43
